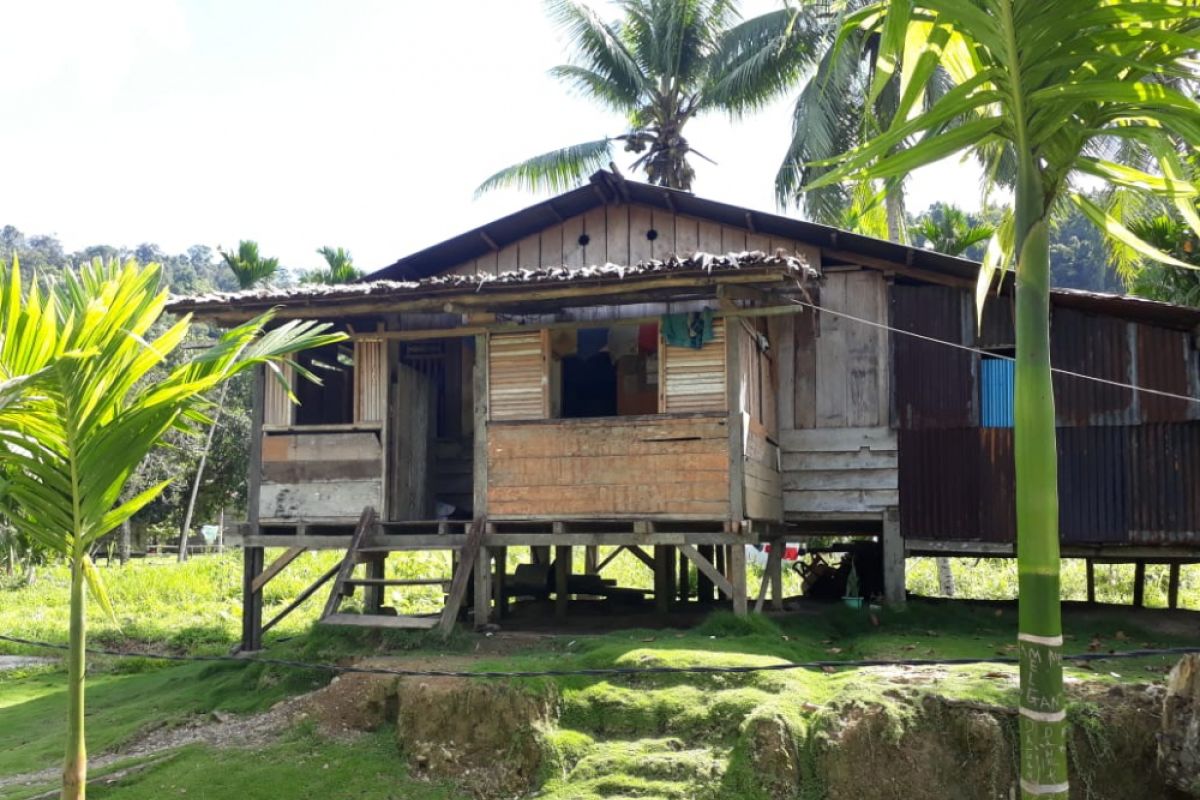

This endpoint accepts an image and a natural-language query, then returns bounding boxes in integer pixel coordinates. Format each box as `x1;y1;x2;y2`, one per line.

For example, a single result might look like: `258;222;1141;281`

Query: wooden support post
494;547;508;619
532;545;551;566
473;545;492;626
654;546;672;615
1133;560;1146;608
729;543;748;616
555;545;572;621
678;550;690;604
261;562;340;636
697;544;715;603
1086;559;1096;604
882;507;905;607
585;546;599;575
1168;563;1181;610
364;556;385;614
764;543;784;611
472;334;488;522
241;546;264;652
715;544;727;581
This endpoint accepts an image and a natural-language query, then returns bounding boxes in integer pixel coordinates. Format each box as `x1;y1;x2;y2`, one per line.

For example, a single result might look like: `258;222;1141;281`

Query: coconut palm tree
0;256;342;799
805;3;1200;796
218;240;279;290
302;246;362;285
913;205;995;256
477;0;822;194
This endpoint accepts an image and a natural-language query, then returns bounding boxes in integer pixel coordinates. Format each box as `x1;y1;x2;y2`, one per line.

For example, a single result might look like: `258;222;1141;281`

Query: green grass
909;556;1200;608
2;551;1198;799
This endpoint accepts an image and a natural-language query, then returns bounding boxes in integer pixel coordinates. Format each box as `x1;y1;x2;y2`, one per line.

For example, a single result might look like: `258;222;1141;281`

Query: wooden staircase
319;507;485;635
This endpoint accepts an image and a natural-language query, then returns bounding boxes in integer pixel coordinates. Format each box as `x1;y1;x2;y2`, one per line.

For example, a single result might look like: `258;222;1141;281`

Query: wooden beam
251;546;306;593
679;543;734;598
753;557;771;613
625;544;656;570
696;544;715;603
320;507;377;620
1086;559;1096;604
480;231;500;251
1168;563;1181;609
1133;560;1146;608
824;249;975;289
261;562;340;635
595;545;626;572
439;517;487;635
241;547;265;652
654;546;671;615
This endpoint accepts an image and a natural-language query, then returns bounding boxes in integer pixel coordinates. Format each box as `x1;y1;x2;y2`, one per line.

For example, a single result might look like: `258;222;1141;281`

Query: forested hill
0;225;242;295
4;207;1127;300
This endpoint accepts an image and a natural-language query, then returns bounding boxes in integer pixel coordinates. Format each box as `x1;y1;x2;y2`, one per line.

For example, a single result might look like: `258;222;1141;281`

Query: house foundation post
882;507;906;607
241;546;264;652
729;543;748;616
473;545;492;626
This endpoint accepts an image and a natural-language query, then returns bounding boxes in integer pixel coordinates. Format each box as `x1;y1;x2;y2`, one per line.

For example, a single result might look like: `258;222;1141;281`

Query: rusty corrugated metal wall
895;284;1200;546
900;423;1200;545
892;284;975;428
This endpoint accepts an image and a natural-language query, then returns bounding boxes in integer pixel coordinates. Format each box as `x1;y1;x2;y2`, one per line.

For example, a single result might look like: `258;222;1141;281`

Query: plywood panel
259;480;382;520
262;431;382;463
652;208;677;260
561;214;585;267
582;206;607;265
488;330;549;421
517;233;542;269
676;215;699;257
778;425;898;518
628;205;654;264
697;219;723;253
661;318;727;413
743;427;782;522
815;274;849;426
496;242;519;273
541;224;564;268
475;250;498;275
606;204;630;266
746;232;771;252
722;226;747;253
488;415;730;518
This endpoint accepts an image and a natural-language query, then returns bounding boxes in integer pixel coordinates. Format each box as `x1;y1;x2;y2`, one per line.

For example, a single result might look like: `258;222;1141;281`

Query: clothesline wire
785;295;1200;406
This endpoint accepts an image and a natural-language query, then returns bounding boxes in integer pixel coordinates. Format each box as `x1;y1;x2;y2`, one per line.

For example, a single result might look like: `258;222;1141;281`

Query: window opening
294;342;355;425
552;323;659;418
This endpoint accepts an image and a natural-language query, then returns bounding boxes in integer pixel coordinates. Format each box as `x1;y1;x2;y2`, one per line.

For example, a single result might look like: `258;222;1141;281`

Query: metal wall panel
1135;323;1192;423
900;422;1200;545
980;358;1015;428
892;284;975;429
1050;308;1133;425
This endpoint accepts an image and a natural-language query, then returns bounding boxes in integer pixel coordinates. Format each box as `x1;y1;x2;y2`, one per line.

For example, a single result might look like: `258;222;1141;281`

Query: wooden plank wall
354;339;386;424
776;270;898;519
263;363;294;426
487;415;730;518
738;319;782;521
259;431;383;519
661;318;727;413
444;204;822;274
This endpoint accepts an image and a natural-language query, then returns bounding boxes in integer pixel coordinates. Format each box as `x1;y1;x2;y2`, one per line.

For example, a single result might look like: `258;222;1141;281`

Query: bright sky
0;0;984;275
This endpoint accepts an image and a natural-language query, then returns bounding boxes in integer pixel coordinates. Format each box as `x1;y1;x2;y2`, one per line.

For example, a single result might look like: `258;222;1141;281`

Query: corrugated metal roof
168;250;815;315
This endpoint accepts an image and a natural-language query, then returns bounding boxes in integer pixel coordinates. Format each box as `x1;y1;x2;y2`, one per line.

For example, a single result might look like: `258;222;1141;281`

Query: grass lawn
1;551;1198;798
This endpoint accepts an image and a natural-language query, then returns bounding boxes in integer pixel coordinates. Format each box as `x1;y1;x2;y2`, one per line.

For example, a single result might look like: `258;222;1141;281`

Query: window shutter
660;318;727;413
355;338;386;424
488;330;549;420
263;363;294;426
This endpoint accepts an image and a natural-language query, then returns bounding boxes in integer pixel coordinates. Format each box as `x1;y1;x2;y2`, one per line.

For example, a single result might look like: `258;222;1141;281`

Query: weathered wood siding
487;414;730;518
744;426;783;521
737;319;782;521
661;318;727;413
259;431;383;519
488;330;550;421
444;204;821;274
776;270;897;519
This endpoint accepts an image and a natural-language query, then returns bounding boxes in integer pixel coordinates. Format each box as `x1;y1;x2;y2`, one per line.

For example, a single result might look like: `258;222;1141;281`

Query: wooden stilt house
170;170;1200;649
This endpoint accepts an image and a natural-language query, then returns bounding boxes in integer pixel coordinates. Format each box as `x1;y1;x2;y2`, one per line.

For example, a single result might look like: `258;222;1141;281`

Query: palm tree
805;4;1200;796
218;240;280;290
301;246;362;285
1129;214;1200;307
913;205;995;256
477;0;820;195
0;256;342;799
177;240;283;562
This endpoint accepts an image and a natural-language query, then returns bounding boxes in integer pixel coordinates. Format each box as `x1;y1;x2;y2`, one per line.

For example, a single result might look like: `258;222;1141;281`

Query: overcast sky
0;0;985;274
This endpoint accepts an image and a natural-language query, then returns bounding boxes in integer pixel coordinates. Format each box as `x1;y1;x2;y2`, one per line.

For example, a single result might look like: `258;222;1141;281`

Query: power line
786;295;1200;405
0;633;1195;680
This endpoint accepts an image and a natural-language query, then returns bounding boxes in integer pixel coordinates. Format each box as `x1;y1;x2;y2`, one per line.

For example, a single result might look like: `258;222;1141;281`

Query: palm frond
706;7;823;116
475;138;616;196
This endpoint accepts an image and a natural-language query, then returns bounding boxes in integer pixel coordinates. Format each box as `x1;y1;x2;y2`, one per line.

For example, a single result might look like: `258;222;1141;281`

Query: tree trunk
936;558;956;596
885;187;907;244
178;384;229;562
62;556;87;799
1013;156;1067;799
119;520;131;566
217;508;225;554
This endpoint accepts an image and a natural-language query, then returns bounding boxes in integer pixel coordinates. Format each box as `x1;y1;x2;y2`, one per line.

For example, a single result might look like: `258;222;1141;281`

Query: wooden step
343;578;450;588
321;612;439;630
